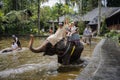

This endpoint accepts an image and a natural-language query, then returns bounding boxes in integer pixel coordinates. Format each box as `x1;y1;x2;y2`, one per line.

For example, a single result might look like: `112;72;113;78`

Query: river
0;37;99;80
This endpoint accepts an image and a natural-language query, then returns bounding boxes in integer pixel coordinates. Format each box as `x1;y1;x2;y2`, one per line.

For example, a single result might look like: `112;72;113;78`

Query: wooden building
106;9;120;31
82;7;120;32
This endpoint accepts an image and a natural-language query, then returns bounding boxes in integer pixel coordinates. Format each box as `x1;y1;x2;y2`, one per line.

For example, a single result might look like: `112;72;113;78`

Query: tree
83;0;98;13
37;0;48;34
107;0;120;7
2;0;33;14
70;0;83;15
64;0;70;5
68;0;98;15
51;3;74;22
0;1;3;9
37;0;40;34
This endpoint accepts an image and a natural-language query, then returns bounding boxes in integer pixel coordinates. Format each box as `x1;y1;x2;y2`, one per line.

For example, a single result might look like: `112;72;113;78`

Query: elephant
28;35;84;65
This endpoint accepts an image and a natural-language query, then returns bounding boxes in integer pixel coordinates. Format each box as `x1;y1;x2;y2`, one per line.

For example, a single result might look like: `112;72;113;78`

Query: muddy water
0;37;100;80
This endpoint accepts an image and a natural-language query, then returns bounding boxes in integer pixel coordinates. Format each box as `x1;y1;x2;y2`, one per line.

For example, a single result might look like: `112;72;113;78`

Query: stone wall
76;38;120;80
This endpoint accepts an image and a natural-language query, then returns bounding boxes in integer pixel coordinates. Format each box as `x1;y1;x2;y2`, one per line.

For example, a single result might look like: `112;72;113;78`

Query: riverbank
76;38;120;80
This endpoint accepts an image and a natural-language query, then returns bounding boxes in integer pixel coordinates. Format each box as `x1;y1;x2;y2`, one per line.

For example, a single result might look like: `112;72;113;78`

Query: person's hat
12;35;15;37
59;22;63;25
71;21;74;24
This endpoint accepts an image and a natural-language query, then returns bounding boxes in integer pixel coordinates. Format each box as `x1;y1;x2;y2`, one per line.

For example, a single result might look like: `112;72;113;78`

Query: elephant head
28;35;66;55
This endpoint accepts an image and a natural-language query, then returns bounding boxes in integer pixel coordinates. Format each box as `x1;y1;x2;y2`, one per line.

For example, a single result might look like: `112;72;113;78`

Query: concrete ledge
76;38;120;80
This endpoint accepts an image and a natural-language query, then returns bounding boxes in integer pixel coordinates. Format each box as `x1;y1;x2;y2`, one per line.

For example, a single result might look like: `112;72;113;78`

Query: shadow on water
31;65;84;80
57;66;83;73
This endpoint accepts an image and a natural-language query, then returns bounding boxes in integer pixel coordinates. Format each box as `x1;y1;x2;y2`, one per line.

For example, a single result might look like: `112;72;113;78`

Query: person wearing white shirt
11;42;18;50
12;35;22;49
2;42;19;53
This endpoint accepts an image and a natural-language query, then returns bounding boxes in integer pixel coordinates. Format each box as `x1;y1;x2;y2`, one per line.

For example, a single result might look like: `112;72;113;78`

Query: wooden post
52;22;55;33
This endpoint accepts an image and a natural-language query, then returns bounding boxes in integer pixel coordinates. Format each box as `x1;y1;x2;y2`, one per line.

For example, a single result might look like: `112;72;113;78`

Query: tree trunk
79;0;82;16
38;0;40;35
65;0;69;5
97;0;101;35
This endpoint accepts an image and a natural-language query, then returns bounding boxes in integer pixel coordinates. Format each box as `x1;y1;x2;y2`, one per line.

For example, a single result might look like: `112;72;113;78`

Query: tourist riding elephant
28;35;84;65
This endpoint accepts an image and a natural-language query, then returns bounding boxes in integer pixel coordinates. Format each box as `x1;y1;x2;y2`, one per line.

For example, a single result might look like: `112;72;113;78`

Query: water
0;37;99;80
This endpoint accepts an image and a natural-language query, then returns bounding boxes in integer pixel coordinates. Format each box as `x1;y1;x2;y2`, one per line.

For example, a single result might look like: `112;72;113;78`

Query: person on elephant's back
66;21;80;46
47;22;66;46
37;19;70;52
46;18;70;47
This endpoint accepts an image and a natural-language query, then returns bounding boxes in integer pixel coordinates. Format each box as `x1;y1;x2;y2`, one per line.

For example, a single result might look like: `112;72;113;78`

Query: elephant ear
55;39;66;51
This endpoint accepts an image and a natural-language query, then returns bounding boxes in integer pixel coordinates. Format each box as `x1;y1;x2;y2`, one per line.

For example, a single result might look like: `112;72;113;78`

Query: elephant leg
84;37;87;43
89;37;92;45
58;56;62;64
62;43;73;65
70;43;84;65
62;52;71;65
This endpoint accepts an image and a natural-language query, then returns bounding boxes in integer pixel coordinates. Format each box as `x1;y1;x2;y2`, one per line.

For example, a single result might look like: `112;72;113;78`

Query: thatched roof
82;7;120;25
107;8;120;18
106;8;120;28
48;7;120;24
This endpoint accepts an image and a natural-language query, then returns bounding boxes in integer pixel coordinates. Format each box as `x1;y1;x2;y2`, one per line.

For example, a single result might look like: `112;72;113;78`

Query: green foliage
1;2;76;35
51;3;74;20
1;0;119;36
105;30;117;37
2;0;34;13
77;21;85;34
105;30;120;43
1;10;34;34
78;0;98;14
100;18;110;36
66;0;98;15
0;10;4;34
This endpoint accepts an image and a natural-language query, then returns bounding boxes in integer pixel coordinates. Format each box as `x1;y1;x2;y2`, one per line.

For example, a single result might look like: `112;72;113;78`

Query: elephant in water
28;35;84;65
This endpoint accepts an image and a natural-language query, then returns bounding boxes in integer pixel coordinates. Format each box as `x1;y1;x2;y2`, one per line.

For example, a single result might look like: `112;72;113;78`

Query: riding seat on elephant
28;35;84;65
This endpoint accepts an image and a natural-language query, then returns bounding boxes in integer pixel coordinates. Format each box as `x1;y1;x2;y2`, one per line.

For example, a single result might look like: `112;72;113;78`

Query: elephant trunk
28;35;45;53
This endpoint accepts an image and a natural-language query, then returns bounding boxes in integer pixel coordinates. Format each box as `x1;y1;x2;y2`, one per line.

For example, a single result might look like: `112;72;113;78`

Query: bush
105;30;120;43
100;18;110;36
77;21;85;35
